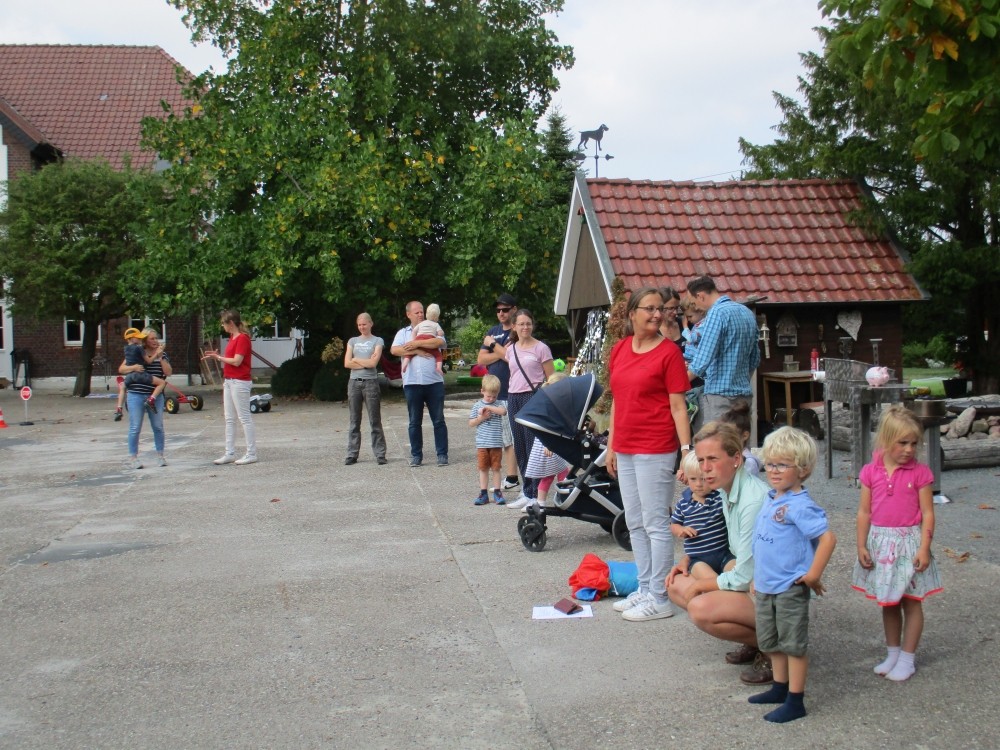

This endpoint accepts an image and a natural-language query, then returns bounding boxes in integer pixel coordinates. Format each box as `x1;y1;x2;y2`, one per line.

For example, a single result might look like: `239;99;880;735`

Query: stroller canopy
514;373;602;466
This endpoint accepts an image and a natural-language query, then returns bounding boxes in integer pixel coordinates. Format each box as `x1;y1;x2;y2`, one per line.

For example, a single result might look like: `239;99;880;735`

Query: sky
1;0;827;182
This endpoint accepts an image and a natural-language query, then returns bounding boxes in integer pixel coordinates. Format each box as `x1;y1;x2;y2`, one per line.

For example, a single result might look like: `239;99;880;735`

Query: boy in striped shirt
469;375;508;506
671;450;734;578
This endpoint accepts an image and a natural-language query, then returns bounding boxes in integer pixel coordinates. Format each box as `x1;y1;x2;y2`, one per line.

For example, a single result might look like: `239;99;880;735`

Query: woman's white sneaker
213;454;236;465
612;590;651;613
234;454;258;465
506;496;530;510
622;599;675;621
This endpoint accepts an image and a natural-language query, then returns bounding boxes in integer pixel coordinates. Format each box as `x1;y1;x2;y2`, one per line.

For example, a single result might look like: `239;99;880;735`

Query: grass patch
903;366;959;383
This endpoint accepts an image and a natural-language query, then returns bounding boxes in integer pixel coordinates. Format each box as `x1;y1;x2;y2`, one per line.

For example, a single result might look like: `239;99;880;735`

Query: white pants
617;453;676;604
223;378;256;458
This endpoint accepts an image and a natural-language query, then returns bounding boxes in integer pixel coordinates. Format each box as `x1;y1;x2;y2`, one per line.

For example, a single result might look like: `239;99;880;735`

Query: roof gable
556;176;926;312
0;44;193;169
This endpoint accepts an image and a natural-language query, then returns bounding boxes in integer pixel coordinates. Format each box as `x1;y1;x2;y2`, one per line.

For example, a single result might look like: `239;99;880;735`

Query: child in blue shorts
749;426;837;723
670;450;733;578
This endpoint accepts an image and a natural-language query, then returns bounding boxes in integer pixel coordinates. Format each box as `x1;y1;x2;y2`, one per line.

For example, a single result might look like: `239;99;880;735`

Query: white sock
874;646;901;676
885;650;916;682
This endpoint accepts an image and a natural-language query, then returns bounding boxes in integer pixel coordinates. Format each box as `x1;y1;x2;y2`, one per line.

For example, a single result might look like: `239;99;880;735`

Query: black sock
764;692;807;723
748;680;788;704
506;475;518;483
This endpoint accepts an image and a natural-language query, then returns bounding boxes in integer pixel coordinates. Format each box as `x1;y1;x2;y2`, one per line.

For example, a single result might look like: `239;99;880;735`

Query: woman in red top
205;309;257;465
607;287;692;622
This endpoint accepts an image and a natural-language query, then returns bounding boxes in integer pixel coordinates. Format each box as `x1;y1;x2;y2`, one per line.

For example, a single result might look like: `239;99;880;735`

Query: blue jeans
403;382;448;461
617;453;676;604
127;390;165;457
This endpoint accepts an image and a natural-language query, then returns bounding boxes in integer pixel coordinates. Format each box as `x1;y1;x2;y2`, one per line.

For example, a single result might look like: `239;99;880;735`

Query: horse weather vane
572;123;614;177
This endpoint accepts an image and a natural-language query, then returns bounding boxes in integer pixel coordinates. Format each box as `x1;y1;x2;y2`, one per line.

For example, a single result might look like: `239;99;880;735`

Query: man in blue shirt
685;276;760;431
391;301;448;467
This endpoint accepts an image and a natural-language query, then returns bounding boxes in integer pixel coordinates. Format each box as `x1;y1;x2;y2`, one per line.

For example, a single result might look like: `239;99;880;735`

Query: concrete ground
1;386;998;749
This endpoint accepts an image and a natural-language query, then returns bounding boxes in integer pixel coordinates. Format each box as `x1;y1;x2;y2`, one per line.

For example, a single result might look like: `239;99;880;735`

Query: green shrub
455;316;489;359
312;360;351;401
902;334;954;368
901;341;928;368
271;353;321;396
926;333;952;364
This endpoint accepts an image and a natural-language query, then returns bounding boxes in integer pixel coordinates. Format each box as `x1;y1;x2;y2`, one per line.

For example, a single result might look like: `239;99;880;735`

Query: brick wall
12;315;204;381
2;125;34;177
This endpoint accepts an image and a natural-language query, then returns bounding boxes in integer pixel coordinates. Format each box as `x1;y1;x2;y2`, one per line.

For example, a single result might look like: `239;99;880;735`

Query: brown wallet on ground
553;598;582;615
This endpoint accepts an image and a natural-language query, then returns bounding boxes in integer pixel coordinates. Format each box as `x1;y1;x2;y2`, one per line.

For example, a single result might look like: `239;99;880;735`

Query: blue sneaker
473;492;489;506
494;491;506;505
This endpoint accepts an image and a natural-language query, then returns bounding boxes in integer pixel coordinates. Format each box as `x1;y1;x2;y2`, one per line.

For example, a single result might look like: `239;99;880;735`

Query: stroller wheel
517;516;547;552
598;520;613;533
611;511;632;551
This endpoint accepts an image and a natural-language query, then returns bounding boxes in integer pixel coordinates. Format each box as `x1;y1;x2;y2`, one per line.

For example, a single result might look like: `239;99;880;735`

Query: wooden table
762;370;817;425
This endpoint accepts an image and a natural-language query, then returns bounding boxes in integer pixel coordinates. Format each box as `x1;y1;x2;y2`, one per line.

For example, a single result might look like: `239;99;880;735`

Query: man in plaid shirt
685;276;760;431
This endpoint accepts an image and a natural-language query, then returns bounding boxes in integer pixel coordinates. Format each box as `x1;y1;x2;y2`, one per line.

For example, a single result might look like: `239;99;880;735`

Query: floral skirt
851;524;943;605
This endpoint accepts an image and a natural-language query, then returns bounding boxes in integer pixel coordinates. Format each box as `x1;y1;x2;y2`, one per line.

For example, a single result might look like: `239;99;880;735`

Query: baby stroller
513;373;629;552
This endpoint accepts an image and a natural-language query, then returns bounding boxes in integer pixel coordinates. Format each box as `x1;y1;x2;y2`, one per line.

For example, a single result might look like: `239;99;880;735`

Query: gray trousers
347;379;387;460
693;392;751;435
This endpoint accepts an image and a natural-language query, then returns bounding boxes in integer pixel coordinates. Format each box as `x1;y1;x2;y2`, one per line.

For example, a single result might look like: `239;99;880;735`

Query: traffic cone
0;406;8;428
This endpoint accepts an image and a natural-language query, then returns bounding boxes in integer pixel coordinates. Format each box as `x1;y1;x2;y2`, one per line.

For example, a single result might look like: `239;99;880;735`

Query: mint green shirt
715;468;770;592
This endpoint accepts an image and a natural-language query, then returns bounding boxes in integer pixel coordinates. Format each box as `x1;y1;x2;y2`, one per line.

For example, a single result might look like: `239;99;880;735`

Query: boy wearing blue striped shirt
469;375;508;506
671;450;734;578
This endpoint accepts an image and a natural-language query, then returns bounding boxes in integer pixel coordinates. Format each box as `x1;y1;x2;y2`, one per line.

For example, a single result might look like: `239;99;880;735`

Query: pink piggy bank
866;366;890;386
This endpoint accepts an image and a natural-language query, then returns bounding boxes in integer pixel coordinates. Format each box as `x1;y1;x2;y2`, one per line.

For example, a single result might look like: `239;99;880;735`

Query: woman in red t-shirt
607;287;692;622
205;309;257;465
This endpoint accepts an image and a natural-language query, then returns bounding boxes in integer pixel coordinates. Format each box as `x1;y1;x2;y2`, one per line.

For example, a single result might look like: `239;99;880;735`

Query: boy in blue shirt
670;450;733;578
122;328;168;415
749;426;837;723
468;374;508;506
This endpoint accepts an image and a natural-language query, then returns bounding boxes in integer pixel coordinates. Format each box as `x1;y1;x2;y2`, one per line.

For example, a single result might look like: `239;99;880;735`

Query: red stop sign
20;386;32;401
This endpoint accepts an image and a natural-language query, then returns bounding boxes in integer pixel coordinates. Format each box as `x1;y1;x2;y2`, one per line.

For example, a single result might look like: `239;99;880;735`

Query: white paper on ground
531;604;593;620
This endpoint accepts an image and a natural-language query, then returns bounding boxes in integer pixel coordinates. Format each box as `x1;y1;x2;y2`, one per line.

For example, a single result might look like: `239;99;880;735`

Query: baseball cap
495;293;517;308
123;328;147;340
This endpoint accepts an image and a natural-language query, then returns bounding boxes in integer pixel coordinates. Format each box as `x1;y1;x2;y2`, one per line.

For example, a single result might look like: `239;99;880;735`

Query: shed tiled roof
0;45;192;169
586;177;926;304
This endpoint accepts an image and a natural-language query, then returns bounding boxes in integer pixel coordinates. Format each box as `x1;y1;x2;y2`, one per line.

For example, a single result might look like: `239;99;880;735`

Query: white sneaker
505;496;530;510
213;454;236;465
157;455;167;467
235;454;258;465
127;457;143;470
622;599;675;622
502;476;520;490
612;590;651;613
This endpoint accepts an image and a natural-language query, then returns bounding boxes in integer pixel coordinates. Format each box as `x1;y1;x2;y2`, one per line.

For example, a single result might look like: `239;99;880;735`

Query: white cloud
0;0;226;74
1;0;826;181
546;0;825;180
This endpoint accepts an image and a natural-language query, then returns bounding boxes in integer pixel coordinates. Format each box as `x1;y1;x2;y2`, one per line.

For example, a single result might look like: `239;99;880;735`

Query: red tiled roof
586;178;926;304
0;45;192;169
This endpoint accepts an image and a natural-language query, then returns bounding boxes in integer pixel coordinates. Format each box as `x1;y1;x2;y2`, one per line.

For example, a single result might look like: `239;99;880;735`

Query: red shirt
609;337;690;454
224;333;253;381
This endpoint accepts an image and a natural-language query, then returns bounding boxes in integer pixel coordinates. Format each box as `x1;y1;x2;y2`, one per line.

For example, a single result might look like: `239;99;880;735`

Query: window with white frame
258;318;292;340
130;317;166;343
64;318;101;347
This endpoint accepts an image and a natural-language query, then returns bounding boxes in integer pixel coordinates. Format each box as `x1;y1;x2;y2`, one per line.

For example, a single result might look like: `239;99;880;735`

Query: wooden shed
554;174;928;423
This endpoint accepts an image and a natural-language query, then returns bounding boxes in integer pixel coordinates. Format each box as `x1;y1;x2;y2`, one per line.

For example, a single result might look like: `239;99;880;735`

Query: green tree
0;159;163;396
740;0;1000;392
140;0;573;345
509;107;578;346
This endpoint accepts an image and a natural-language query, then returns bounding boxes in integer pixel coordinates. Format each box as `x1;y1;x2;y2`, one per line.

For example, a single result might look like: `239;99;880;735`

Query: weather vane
572;123;614;177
